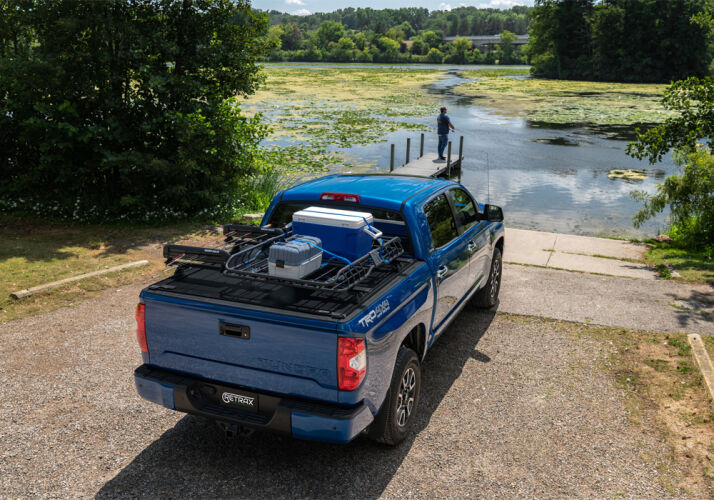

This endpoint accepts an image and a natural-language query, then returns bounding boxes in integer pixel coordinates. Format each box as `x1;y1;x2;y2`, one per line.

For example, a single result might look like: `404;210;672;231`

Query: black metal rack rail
162;224;406;294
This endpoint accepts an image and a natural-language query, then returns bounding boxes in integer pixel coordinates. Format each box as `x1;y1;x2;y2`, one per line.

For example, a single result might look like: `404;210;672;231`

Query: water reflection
261;64;675;238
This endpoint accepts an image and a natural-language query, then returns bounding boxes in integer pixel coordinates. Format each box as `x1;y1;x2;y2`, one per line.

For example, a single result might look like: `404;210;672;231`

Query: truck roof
279;174;452;212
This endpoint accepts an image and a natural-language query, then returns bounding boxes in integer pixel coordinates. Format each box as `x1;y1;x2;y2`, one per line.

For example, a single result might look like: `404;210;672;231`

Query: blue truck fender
338;262;434;413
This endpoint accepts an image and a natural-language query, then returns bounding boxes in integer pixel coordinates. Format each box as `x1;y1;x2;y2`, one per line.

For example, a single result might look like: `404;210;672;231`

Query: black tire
473;247;502;309
368;346;421;446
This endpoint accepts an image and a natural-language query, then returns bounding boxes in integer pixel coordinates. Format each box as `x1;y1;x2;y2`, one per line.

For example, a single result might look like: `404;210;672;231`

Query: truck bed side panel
336;262;434;410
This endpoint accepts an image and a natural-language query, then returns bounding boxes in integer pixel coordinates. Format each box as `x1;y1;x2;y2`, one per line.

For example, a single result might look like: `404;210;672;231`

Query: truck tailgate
142;293;339;403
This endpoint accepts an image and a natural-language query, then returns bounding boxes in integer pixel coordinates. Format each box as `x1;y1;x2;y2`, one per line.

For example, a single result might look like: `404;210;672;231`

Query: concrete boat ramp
504;228;655;280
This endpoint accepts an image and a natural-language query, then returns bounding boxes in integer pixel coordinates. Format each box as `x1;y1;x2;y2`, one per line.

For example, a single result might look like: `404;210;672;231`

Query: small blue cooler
292;206;382;262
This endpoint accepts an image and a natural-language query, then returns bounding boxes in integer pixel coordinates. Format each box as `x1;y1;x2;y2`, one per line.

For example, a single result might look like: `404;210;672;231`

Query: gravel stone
0;282;678;498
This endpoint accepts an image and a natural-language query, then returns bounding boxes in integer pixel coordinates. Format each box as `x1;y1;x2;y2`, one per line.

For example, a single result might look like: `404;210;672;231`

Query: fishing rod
485;152;490;204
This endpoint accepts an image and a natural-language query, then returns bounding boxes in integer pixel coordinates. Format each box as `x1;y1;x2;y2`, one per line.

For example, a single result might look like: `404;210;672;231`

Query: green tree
316;20;345;47
385;26;405;42
499;30;518;64
410;37;428;55
337;36;355;50
628;78;714;163
397;21;416;39
627;77;714;246
445;37;472;64
0;0;271;221
426;47;444;63
422;30;443;49
529;0;594;79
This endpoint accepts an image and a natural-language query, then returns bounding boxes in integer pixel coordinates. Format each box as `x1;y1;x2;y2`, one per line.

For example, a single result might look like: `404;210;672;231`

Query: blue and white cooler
292;206;382;262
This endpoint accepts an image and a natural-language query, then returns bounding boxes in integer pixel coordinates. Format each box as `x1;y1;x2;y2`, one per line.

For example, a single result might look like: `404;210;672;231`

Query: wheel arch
400;323;427;361
494;236;504;255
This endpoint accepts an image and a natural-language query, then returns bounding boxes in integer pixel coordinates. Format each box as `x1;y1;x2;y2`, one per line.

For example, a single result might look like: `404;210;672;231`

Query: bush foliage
0;0;271;222
628;77;714;247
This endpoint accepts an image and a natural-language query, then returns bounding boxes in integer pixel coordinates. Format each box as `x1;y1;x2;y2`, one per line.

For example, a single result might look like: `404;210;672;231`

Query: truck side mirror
483;204;504;222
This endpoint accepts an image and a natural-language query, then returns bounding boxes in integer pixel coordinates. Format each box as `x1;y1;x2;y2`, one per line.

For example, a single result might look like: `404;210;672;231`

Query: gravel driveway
0;282;676;498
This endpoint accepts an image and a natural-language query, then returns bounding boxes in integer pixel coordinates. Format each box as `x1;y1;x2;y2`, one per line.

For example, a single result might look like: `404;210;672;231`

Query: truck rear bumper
134;365;372;444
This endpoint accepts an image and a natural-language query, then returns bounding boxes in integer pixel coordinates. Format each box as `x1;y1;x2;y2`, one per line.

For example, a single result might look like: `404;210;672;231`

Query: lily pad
607;169;648;180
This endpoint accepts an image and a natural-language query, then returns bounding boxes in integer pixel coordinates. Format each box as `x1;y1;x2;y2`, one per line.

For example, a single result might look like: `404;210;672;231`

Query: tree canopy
0;0;271;222
259;6;532;65
528;0;712;83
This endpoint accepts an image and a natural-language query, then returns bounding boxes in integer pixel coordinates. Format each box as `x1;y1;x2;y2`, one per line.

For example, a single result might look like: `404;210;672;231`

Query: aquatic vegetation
607;169;648;181
244;66;445;153
455;73;673;125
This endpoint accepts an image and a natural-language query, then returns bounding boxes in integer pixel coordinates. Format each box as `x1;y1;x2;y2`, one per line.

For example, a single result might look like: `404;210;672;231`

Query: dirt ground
2;279;711;498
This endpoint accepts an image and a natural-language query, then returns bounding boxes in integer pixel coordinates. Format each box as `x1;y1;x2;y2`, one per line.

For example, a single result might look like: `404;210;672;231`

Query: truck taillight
337;337;366;391
135;303;148;354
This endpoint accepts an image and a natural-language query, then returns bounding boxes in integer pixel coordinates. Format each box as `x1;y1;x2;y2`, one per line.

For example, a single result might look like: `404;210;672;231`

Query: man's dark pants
438;134;448;158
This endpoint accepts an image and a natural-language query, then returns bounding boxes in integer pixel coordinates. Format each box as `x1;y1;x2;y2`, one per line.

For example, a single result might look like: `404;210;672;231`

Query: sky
252;1;535;17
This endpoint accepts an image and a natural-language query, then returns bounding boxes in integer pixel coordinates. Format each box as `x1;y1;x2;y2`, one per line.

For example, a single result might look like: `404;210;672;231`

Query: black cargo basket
163;224;405;293
223;236;404;293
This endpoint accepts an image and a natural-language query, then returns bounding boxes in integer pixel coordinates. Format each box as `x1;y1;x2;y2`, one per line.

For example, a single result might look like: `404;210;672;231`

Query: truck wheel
368;346;421;446
473;247;502;309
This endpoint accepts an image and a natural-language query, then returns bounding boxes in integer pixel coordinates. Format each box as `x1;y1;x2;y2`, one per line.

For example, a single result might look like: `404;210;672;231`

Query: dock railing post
390;144;395;172
406;138;411;165
458;135;464;183
419;133;424;158
447;141;452;178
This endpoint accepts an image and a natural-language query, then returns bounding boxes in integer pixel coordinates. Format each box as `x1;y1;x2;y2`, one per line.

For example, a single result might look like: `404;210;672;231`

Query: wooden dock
389;134;463;180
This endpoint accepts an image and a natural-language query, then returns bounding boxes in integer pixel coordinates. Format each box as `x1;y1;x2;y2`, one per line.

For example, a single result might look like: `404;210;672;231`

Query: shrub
0;0;271;222
631;147;714;247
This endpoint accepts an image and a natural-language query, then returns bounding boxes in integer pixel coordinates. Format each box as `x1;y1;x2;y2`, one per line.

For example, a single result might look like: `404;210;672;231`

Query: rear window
267;202;412;253
268;202;404;227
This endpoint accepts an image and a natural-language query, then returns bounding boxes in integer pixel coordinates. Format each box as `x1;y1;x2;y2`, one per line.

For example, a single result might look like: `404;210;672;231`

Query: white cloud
285;0;305;5
439;2;452;11
485;0;528;7
293;8;310;15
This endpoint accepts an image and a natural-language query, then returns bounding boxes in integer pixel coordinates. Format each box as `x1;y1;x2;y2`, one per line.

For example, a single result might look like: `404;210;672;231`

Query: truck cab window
424;194;459;249
448;188;479;233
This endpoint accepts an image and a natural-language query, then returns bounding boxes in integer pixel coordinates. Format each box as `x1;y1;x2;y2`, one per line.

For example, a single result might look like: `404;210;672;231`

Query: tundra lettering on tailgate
358;299;391;328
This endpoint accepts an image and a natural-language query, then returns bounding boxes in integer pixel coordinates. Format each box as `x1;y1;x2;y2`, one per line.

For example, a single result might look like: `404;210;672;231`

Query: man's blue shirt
437;113;451;135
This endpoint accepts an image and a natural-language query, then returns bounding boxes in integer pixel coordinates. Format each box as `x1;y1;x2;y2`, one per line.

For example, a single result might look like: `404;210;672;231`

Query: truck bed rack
163;224;405;294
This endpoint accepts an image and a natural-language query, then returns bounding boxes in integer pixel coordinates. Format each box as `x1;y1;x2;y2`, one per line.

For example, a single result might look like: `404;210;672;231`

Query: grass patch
0;217;218;323
502;314;713;494
580;326;713;492
454;73;672;126
644;242;714;285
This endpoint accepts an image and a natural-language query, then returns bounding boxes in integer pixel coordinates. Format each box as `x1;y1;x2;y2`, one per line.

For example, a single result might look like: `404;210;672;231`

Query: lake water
264;64;675;239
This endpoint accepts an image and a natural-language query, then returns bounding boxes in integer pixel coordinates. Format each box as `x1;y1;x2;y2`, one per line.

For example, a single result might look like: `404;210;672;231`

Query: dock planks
392;152;462;178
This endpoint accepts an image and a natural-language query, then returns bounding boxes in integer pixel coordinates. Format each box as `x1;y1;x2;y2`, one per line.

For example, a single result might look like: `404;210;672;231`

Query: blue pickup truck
134;174;504;445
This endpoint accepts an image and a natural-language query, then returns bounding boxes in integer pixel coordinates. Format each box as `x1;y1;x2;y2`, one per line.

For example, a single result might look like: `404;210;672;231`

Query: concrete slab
499;263;714;335
554;233;646;260
503;227;655;279
503;228;555;266
547;252;658;280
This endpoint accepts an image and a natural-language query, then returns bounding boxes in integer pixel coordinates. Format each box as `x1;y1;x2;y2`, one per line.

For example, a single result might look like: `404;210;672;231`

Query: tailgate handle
219;322;251;339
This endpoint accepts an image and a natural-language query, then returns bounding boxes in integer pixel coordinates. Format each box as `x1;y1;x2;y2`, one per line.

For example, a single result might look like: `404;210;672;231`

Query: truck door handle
437;265;448;280
467;241;476;253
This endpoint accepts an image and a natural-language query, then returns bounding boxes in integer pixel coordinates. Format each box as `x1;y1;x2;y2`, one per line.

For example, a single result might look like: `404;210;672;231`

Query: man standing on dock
437;106;455;160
